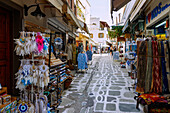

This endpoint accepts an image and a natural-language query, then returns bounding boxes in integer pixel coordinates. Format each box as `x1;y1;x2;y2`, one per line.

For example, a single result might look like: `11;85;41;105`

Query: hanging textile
158;41;163;93
85;52;88;69
86;50;92;61
145;40;153;93
151;41;162;93
161;41;169;93
66;44;73;60
164;41;170;91
136;41;147;93
77;53;86;69
72;44;77;64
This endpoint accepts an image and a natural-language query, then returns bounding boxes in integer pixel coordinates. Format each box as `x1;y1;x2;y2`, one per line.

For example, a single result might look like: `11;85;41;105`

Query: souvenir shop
128;0;170;111
0;28;75;112
0;0;86;112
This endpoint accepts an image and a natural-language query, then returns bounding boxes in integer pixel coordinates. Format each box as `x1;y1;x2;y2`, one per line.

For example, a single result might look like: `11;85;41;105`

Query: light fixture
155;21;166;28
24;4;46;20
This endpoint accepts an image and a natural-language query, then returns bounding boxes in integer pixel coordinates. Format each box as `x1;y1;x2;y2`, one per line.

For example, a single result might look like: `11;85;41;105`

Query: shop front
0;0;82;112
145;0;170;40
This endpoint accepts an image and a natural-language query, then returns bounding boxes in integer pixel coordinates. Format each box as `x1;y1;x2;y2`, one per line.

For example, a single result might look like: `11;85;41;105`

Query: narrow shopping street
58;54;142;113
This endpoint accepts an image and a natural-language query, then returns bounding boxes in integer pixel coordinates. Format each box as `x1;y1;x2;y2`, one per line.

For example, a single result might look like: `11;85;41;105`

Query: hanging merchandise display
11;31;73;113
77;51;87;72
136;40;170;94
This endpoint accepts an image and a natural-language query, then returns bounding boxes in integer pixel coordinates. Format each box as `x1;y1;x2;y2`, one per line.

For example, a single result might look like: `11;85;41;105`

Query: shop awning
102;45;109;47
47;0;63;13
111;0;131;12
122;20;129;33
78;20;90;34
89;38;99;46
129;0;146;22
47;17;68;32
106;40;112;45
47;17;76;38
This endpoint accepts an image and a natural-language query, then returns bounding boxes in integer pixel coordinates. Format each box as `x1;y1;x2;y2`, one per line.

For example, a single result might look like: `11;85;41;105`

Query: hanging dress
66;44;73;60
77;53;86;69
85;52;88;69
72;44;77;64
86;50;92;61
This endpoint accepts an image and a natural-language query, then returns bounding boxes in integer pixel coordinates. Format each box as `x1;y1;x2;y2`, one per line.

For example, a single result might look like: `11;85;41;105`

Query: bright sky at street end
88;0;112;26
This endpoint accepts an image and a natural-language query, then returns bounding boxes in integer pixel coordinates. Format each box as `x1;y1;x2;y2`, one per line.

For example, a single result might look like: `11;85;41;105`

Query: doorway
0;7;13;94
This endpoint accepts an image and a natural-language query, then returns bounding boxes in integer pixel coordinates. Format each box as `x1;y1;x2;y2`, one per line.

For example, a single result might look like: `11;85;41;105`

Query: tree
108;26;123;39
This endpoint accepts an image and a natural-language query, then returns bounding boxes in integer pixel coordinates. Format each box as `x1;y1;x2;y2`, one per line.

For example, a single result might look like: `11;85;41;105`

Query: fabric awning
106;40;112;45
78;20;90;34
102;45;109;47
47;17;68;32
111;0;131;12
129;0;146;22
47;17;76;38
122;20;129;33
47;0;63;13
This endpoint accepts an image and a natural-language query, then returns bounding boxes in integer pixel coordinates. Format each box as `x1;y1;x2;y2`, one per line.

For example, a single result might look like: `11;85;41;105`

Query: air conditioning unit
145;29;154;36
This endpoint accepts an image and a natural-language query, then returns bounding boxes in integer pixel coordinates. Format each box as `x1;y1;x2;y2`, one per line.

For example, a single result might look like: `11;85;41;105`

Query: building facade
89;17;111;53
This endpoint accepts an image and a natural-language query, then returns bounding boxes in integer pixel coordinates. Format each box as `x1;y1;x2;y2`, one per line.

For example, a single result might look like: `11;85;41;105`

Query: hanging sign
146;2;170;24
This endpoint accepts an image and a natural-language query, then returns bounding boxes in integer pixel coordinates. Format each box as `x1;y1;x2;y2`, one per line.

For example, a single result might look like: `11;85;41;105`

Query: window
98;33;104;38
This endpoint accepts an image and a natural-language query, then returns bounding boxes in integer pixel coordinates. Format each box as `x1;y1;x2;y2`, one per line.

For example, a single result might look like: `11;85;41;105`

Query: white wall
112;7;125;25
90;17;108;46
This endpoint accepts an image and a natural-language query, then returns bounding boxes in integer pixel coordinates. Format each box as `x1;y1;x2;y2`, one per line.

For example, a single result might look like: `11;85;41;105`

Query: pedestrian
110;46;113;56
101;48;104;54
113;46;116;51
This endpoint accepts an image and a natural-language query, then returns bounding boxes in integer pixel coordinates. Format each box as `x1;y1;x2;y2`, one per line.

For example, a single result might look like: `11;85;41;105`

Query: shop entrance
0;7;12;93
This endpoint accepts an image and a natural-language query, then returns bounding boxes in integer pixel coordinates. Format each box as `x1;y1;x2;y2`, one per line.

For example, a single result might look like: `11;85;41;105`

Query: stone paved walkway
58;54;144;113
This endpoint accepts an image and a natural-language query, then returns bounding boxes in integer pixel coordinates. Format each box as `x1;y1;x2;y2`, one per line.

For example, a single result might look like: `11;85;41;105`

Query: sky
88;0;112;26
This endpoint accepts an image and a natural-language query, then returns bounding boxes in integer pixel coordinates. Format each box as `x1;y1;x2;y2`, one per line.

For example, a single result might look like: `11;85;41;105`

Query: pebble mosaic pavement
58;54;144;113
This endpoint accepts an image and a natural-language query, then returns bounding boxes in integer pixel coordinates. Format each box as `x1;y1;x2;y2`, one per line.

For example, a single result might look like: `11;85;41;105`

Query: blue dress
77;53;86;69
86;50;92;61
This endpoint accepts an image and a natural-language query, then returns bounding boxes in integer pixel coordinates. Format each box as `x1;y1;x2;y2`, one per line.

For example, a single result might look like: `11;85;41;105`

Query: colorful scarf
164;41;170;92
136;41;147;93
161;41;169;93
151;41;162;93
158;41;163;93
145;40;153;93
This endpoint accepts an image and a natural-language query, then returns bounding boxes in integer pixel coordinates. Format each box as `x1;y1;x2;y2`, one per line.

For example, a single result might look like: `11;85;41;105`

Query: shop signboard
146;2;170;24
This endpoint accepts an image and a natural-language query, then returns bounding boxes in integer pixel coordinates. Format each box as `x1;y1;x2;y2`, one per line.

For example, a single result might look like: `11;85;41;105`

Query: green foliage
108;27;123;39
